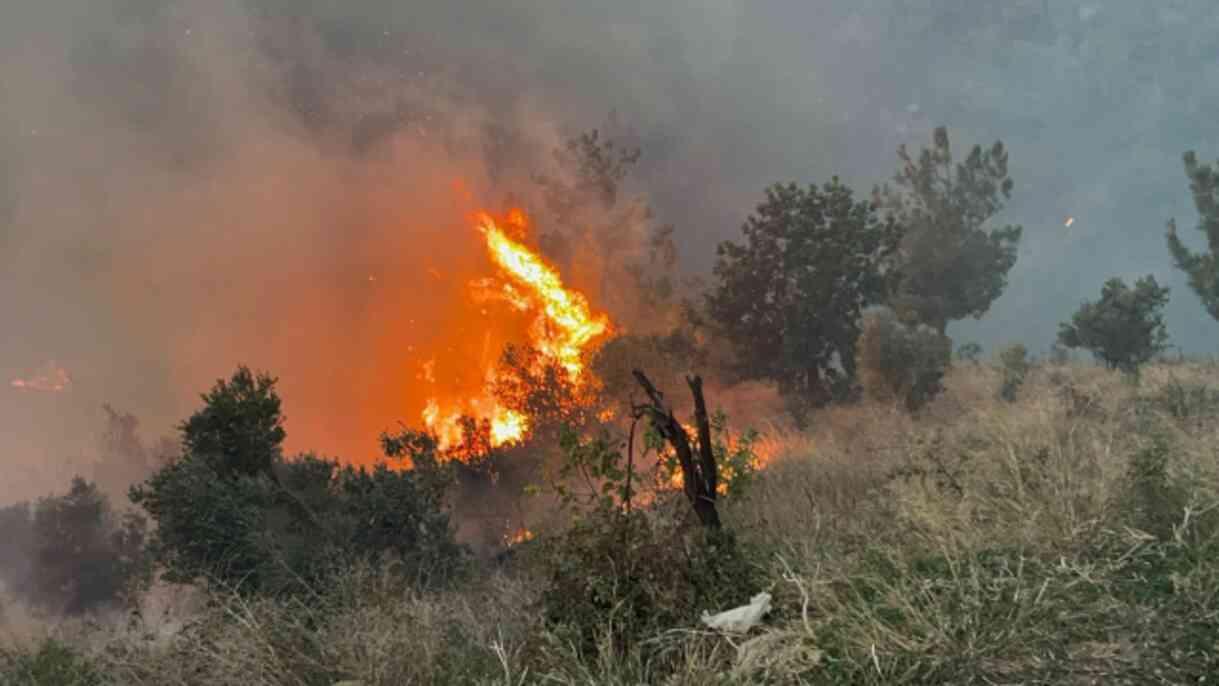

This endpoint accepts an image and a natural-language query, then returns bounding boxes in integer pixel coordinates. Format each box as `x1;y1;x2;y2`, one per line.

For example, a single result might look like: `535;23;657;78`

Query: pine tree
1166;151;1219;321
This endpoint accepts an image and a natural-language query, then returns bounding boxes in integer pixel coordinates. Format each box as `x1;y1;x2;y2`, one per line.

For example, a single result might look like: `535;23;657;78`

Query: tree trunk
632;370;721;529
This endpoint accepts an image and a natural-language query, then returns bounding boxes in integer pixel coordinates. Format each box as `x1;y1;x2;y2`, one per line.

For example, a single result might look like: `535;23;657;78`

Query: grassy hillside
5;358;1219;684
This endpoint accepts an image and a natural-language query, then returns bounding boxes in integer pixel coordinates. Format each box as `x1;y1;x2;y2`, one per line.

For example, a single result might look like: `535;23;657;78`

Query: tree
1057;276;1171;373
535;127;682;330
19;478;150;615
1166;151;1219;321
0;502;33;596
706;180;901;405
876;126;1023;332
180;366;285;479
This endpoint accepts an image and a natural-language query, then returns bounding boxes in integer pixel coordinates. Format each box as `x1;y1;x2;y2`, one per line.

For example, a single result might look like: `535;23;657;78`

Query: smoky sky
3;0;1218;497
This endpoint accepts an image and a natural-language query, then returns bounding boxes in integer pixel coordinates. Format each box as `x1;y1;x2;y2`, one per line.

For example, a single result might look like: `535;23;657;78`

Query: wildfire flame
504;527;535;547
421;209;611;452
9;361;71;392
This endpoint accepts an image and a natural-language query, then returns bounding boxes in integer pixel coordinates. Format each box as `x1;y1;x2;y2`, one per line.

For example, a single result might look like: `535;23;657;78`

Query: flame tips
421;208;611;456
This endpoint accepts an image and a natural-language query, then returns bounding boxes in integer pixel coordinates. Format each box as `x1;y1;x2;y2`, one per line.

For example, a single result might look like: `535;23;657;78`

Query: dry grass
7;359;1219;684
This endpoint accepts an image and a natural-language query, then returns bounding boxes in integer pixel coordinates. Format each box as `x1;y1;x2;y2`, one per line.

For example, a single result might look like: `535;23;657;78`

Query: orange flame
504;527;534;547
421;209;610;452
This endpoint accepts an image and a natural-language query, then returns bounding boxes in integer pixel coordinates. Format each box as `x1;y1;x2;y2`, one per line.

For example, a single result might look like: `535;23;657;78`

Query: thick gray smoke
3;1;1218;501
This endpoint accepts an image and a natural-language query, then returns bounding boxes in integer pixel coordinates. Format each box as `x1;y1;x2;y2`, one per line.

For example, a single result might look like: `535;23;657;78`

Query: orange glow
9;361;71;393
421;209;611;453
660;422;787;495
504;527;534;546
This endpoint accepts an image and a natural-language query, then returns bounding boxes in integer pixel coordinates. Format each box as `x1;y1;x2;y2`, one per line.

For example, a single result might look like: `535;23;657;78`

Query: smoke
0;0;679;489
5;1;1219;499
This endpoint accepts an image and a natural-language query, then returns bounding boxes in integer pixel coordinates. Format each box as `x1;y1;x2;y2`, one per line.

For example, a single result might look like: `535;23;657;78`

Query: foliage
492;344;597;440
536;128;682;328
0;479;149;615
1057;275;1171;373
707;179;902;406
875;126;1023;332
856;307;952;411
0;639;104;686
179;366;285;479
590;331;705;408
955;341;983;363
536;504;760;659
997;343;1030;402
131;367;463;596
1122;433;1188;540
1166;151;1219;321
644;411;761;502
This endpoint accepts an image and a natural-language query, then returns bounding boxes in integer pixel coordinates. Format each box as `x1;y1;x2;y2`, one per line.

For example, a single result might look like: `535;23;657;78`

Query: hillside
5;357;1219;684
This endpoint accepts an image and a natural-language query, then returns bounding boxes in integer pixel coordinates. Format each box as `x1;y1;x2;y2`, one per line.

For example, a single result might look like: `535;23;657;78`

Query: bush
535;424;762;658
1058;275;1171;374
1139;379;1219;426
857;307;952;411
997;343;1030;402
134;448;464;597
0;478;149;615
1123;433;1188;540
0;639;104;686
131;367;464;596
535;504;759;658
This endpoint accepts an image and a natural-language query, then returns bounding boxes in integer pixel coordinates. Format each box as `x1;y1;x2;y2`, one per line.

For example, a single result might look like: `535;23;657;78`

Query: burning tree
420;210;611;456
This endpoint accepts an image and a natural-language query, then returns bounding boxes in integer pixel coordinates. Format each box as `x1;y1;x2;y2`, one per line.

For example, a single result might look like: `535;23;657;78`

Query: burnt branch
631;369;721;529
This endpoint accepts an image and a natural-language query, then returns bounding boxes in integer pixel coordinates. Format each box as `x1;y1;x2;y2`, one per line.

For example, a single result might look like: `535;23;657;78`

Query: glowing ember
421;209;611;452
504;527;534;546
9;361;71;392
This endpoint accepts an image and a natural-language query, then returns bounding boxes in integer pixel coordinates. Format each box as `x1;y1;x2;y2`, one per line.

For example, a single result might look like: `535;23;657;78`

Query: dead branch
631;369;721;529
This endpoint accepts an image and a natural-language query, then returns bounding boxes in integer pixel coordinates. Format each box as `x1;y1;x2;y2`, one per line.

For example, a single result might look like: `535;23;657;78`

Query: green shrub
131;367;464;596
857;307;952;411
997;343;1030;402
535;504;759;658
1123;433;1189;540
535;425;762;658
0;639;104;686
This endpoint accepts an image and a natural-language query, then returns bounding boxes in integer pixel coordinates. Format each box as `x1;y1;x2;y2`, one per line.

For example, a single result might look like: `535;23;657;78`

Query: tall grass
6;360;1219;684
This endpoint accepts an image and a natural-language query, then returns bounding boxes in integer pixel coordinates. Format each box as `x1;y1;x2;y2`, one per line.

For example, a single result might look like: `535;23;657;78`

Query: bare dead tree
631;369;721;529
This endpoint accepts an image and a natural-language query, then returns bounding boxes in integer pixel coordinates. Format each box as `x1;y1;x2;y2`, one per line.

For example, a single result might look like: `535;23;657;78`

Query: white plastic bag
700;591;772;633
